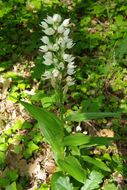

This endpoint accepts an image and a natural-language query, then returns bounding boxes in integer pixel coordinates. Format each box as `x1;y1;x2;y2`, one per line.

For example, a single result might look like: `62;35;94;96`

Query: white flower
83;131;88;135
76;125;82;132
43;52;52;60
43;59;53;66
63;37;74;49
52;69;59;78
40;45;48;52
64;29;70;36
67;62;75;69
63;53;70;60
68;56;75;63
67;41;74;49
43;71;51;79
67;61;76;75
44;28;55;35
57;25;65;33
24;90;35;95
40;21;48;29
62;19;70;27
63;54;75;63
53;44;59;51
66;76;75;86
57;37;66;48
53;14;62;22
41;36;49;44
44;16;54;24
67;68;75;75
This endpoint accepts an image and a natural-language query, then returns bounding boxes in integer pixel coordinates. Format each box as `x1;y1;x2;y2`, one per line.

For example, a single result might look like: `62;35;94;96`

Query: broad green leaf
104;183;118;190
21;101;64;160
81;170;103;190
51;172;74;190
63;133;113;147
67;112;120;122
5;182;17;190
58;156;86;183
82;156;111;172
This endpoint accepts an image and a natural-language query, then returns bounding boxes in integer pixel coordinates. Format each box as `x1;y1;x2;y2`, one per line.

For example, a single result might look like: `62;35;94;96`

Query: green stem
55;79;65;123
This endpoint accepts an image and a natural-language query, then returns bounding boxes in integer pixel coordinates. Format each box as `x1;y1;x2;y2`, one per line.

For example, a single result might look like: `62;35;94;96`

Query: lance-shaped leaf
82;156;111;172
63;133;113;147
21;101;64;160
58;156;86;183
66;112;120;122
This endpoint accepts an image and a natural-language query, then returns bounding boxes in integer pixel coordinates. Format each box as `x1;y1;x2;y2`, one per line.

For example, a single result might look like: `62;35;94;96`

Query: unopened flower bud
53;14;62;22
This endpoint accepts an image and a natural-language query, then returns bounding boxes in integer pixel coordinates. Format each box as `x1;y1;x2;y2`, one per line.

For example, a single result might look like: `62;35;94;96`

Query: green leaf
39;184;49;190
0;151;6;165
67;112;120;122
58;156;86;183
63;133;113;147
51;172;74;190
81;170;103;190
6;169;19;182
13;120;24;132
5;182;17;190
0;143;8;152
82;156;111;172
104;183;118;190
0;178;10;187
23;141;39;159
21;101;64;160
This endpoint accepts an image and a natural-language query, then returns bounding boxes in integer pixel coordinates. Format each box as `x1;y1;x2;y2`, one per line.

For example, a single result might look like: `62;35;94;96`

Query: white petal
52;69;59;78
44;28;55;35
40;45;48;52
44;16;54;24
43;59;53;66
67;62;75;69
43;71;51;79
64;29;70;36
63;53;69;60
53;14;62;22
67;68;75;75
43;52;52;60
67;41;74;49
76;125;82;132
57;25;65;33
41;36;49;44
40;21;48;29
62;19;70;26
66;76;75;86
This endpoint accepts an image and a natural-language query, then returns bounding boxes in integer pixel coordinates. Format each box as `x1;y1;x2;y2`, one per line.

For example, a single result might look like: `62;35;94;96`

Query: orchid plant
21;14;120;189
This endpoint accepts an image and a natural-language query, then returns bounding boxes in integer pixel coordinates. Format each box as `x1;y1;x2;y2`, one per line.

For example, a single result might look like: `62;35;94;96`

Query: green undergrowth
1;0;127;189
